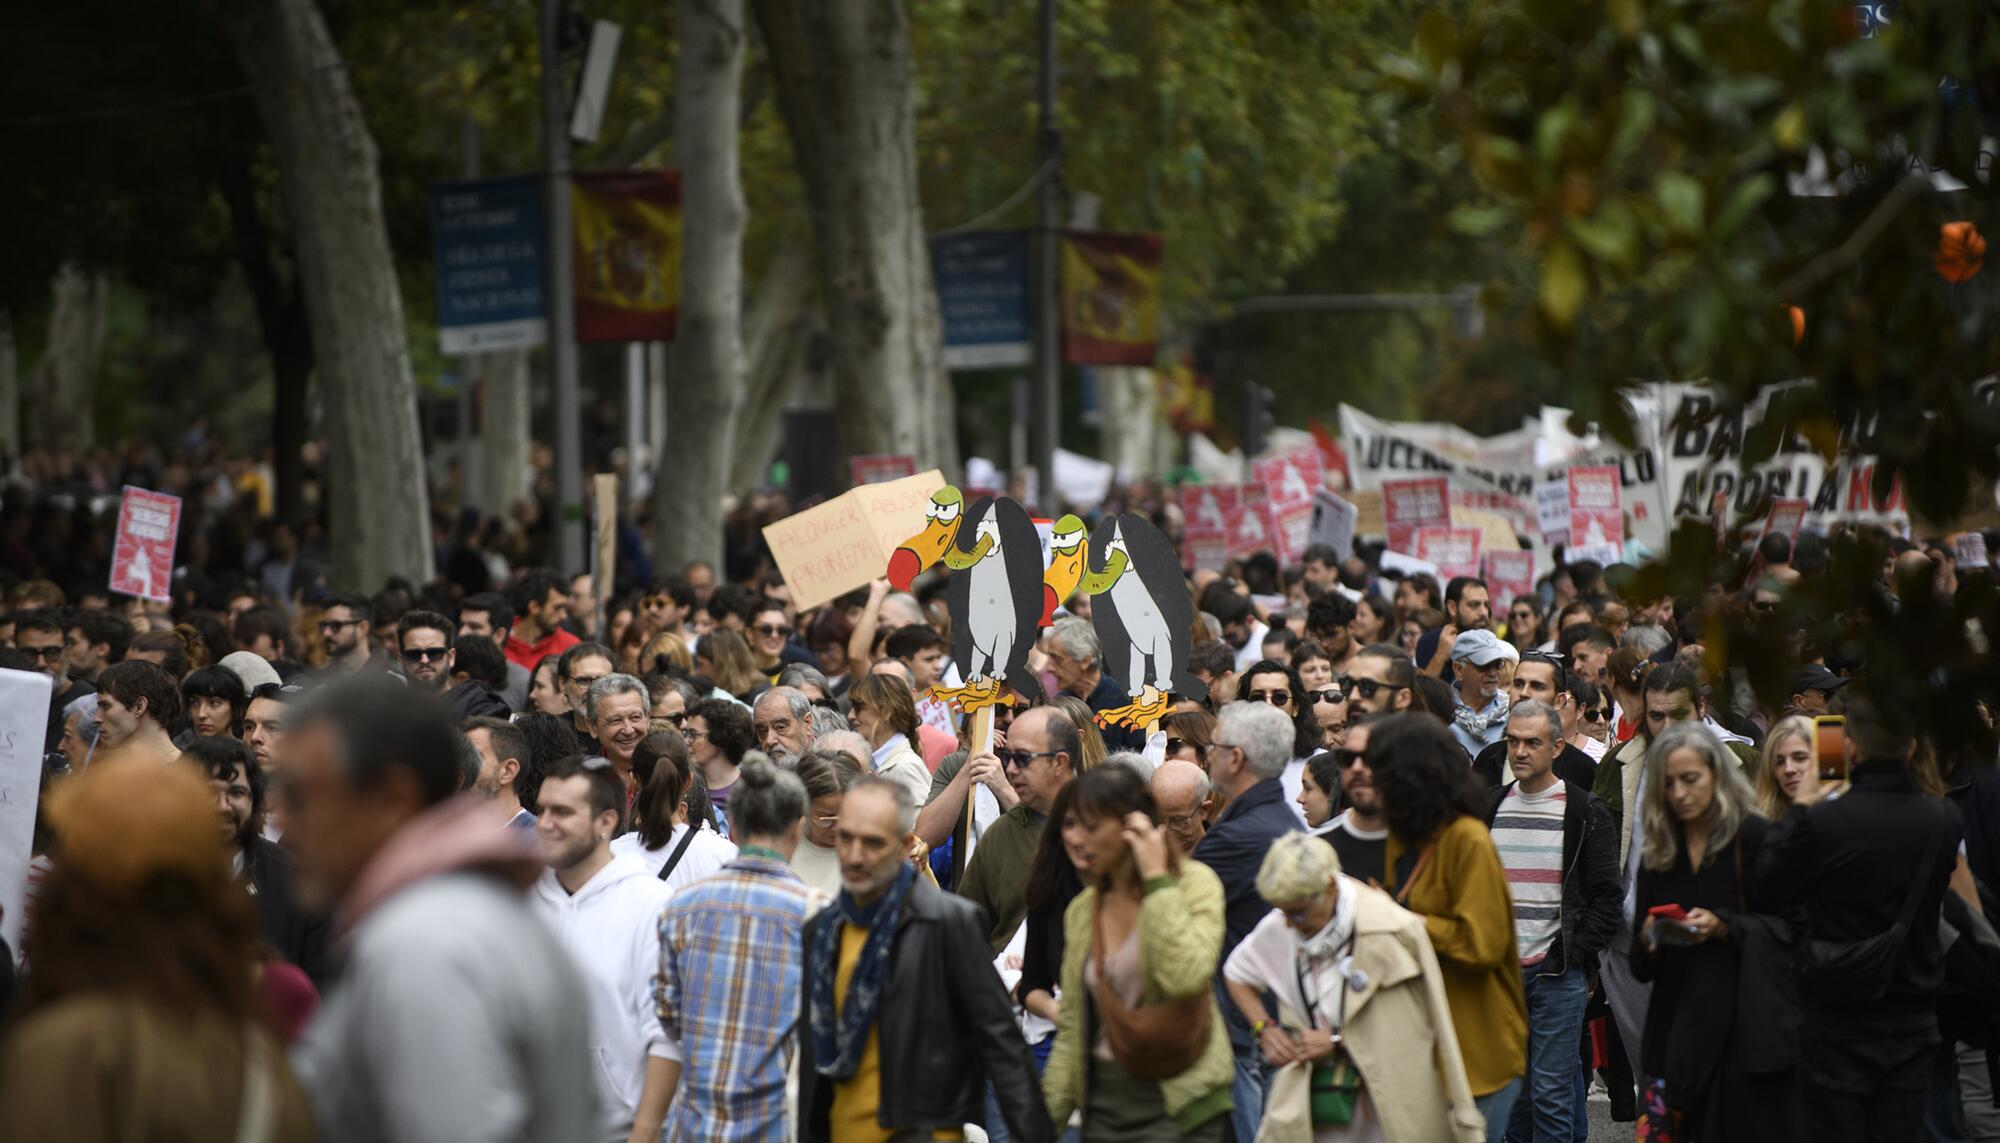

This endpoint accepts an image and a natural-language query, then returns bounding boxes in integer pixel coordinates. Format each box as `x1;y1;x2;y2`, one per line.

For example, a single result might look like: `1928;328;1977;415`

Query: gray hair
1103;751;1155;782
1621;624;1673;658
806;705;850;737
1214;701;1294;779
584;673;651;723
729;754;809;840
1640;721;1759;873
756;686;813;723
849;773;917;835
1256;832;1342;905
1506;699;1562;737
777;662;831;695
1048;616;1099;669
64;692;101;750
814;729;873;771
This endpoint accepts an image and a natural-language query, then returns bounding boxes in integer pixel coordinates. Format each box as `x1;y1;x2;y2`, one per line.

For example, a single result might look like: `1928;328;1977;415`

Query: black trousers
1801;1026;1935;1143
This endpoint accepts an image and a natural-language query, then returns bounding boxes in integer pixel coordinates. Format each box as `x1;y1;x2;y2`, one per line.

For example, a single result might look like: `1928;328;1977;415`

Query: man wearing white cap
1450;628;1519;758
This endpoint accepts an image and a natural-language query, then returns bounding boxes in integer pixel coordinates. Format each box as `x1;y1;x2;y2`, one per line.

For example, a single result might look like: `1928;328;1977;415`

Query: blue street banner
932;230;1031;370
430;175;549;354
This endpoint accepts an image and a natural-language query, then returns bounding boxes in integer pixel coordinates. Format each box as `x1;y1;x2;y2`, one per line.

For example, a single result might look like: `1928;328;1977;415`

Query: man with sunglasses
318;591;390;677
956;706;1078;952
1317;716;1416;890
16;610;93;752
1470;649;1599;789
1338;643;1417;719
401;610;510;721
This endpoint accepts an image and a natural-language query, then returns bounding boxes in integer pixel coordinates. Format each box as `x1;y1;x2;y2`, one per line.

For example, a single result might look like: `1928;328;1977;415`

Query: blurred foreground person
0;753;315;1142
283;678;598;1142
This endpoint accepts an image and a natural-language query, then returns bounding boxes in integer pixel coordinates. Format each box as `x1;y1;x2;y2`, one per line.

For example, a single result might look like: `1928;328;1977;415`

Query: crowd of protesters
0;453;1995;1143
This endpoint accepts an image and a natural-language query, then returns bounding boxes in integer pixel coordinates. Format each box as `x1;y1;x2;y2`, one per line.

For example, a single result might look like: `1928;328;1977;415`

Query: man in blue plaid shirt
654;758;817;1142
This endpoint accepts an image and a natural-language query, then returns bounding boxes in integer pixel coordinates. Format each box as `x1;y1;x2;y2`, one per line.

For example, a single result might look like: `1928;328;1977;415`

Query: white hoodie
530;854;678;1136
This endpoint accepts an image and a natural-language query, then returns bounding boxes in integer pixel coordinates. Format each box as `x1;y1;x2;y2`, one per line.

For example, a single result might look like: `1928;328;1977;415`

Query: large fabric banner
573;170;682;342
1061;232;1163;366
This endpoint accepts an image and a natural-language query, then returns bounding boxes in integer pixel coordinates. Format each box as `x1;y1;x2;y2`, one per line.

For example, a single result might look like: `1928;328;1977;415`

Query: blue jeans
1505;964;1591;1143
1477;1076;1523;1143
1230;1041;1266;1143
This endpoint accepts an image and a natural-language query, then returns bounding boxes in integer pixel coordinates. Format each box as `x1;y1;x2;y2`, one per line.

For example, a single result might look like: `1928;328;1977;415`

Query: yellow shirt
829;922;963;1143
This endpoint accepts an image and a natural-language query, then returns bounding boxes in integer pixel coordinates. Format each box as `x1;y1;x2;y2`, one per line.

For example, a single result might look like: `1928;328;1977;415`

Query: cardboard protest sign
1178;483;1236;572
1309;489;1359;562
883;488;1048;722
1536;481;1570;545
1076;512;1207;731
1567;465;1624;564
849;454;917;487
1762;498;1808;541
1382;477;1450;556
110;487;181;602
1953;531;1991;570
1485;549;1536;610
763;469;946;611
1416;525;1484;582
0;667;53;954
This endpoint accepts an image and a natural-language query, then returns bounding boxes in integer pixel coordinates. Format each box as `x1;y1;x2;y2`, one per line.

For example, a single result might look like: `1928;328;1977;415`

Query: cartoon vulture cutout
886;487;1044;712
1048;511;1205;730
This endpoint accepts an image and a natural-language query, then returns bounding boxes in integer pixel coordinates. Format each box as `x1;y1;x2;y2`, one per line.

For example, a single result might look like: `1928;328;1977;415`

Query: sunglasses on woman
1580;707;1610;722
1336;676;1403;701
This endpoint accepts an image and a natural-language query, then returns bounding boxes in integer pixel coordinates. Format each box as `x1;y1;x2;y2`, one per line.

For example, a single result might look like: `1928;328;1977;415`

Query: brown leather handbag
1089;892;1211;1080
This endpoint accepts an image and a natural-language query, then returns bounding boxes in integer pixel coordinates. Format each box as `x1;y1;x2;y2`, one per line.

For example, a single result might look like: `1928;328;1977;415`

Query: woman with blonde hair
1223;833;1484;1142
640;629;692;675
1754;714;1819;819
694;628;766;703
1049;693;1109;770
1630;721;1797;1141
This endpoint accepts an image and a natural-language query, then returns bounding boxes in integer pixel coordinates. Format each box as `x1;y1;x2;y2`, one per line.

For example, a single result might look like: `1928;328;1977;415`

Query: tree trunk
0;309;18;464
218;150;312;531
480;347;533;518
728;240;813;490
30;262;109;452
653;0;749;576
217;0;434;589
753;0;959;476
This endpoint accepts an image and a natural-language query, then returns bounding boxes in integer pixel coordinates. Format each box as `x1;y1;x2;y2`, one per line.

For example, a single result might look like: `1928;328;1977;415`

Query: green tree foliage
1386;0;2000;752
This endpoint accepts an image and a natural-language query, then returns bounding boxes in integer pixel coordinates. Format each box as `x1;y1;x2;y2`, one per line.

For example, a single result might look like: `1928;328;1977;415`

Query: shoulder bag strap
1394;843;1436;906
657;823;702;882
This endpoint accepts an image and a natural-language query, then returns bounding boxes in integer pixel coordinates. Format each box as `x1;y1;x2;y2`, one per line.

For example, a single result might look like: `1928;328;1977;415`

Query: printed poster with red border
110;487;181;602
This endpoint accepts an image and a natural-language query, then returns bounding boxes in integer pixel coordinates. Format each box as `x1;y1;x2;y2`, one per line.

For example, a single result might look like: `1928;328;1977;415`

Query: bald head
1895;549;1935;588
879;594;926;629
1151;759;1212;855
814;729;873;771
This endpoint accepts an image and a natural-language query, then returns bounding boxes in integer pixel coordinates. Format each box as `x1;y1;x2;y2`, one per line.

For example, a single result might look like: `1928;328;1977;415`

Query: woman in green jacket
1043;765;1234;1140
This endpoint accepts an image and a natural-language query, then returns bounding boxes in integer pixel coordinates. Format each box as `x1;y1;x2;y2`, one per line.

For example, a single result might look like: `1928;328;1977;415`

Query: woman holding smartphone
1631;722;1799;1141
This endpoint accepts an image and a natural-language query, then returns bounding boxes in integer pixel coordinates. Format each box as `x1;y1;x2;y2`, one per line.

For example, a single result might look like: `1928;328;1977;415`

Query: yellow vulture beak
888;489;965;590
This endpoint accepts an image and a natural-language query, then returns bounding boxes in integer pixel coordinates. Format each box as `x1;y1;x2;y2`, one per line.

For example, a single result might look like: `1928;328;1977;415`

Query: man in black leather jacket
1756;691;1961;1143
799;777;1050;1143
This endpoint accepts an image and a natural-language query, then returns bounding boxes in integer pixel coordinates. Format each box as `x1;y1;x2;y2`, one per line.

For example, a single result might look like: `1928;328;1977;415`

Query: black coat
444;680;511;722
1482;779;1621;973
799;877;1051;1143
1473;740;1598;791
1755;760;1962;1034
242;835;332;987
1631;815;1801;1140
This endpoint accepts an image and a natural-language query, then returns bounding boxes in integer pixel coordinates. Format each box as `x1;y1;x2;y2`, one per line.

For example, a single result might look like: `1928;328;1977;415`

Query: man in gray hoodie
282;677;599;1142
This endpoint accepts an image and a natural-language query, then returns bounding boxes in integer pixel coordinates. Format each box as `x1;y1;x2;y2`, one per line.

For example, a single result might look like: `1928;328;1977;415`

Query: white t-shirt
609;825;738;896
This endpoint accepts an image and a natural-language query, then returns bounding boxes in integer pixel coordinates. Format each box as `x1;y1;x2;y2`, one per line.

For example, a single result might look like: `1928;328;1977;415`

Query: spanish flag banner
572;170;681;342
1061;231;1163;366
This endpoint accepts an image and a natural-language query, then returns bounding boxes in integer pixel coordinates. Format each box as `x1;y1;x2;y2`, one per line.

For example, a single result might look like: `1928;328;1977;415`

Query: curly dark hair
690;698;755;764
1239;658;1321;760
1364;712;1489;847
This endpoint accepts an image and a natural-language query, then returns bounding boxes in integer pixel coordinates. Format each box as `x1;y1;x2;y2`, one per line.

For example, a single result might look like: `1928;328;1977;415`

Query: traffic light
1242;382;1278;459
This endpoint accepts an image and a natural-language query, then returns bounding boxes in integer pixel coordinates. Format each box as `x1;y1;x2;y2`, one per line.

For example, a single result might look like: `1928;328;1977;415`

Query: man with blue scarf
798;776;1052;1143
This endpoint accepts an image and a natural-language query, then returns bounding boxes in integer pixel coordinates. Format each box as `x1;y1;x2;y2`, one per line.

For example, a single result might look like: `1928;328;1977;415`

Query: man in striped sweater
1483;698;1621;1143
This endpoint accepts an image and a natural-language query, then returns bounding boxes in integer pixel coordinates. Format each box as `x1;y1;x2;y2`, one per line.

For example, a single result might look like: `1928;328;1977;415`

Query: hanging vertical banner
429;175;549;354
1061;231;1163;366
1157;353;1216;435
1485;549;1536;610
1382;477;1450;557
933;230;1032;370
110;487;182;602
1567;465;1624;564
1416;525;1484;582
572;170;682;342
